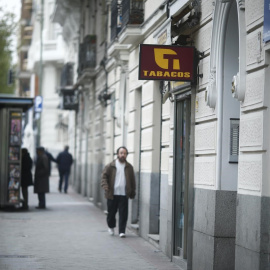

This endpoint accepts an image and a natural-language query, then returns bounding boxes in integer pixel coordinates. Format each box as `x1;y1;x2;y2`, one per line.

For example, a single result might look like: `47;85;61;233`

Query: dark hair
116;146;128;155
36;146;45;152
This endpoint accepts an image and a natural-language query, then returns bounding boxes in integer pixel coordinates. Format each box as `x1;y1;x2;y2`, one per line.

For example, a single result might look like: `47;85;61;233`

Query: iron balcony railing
111;0;144;41
78;35;96;76
60;62;74;87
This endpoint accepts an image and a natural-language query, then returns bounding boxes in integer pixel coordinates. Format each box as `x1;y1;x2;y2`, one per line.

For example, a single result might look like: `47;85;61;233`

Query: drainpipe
37;0;44;147
216;3;231;190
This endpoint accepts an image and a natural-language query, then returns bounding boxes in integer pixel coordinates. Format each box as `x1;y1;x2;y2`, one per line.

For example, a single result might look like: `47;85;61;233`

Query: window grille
229;119;239;163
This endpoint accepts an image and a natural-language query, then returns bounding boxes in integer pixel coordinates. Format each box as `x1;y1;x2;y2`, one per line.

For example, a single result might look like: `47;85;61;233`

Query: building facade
26;0;72;156
51;0;270;269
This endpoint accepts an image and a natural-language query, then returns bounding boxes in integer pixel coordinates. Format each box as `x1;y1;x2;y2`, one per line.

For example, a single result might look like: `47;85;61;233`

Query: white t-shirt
114;159;126;195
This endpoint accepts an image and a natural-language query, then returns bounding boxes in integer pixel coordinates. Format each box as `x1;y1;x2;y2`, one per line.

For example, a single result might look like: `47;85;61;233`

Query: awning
0;95;34;112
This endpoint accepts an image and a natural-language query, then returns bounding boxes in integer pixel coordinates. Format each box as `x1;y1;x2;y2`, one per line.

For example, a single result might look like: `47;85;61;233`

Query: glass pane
174;98;190;257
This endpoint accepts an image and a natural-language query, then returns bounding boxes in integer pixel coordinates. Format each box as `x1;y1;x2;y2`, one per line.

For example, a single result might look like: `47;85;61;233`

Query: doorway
173;95;191;259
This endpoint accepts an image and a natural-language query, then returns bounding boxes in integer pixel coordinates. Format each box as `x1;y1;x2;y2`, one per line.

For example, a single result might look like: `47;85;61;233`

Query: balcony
111;0;144;42
122;0;144;25
77;35;97;78
23;0;32;11
23;25;33;39
60;63;74;88
22;34;32;46
27;37;65;72
23;59;28;71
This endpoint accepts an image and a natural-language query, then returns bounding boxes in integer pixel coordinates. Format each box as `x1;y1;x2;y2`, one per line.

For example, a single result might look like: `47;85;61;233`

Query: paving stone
0;171;181;270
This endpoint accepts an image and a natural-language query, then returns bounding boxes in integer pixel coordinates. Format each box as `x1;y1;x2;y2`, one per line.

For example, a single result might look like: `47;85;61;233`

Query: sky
0;0;22;64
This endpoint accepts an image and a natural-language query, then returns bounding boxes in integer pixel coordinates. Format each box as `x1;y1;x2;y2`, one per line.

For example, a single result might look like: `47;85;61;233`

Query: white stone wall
144;0;165;22
27;0;67;156
238;0;269;196
193;1;216;189
40;64;63;153
40;0;270;263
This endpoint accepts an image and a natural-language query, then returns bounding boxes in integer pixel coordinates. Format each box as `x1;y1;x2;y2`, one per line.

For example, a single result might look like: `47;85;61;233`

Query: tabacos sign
139;44;196;82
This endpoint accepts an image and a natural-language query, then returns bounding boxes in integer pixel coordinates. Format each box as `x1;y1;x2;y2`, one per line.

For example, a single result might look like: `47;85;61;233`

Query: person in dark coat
21;148;33;210
45;150;57;176
45;149;57;192
56;146;73;193
34;147;49;209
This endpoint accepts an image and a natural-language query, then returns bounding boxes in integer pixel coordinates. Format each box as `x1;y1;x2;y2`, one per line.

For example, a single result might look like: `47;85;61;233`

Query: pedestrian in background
101;146;136;238
34;147;49;209
56;146;73;193
21;148;33;210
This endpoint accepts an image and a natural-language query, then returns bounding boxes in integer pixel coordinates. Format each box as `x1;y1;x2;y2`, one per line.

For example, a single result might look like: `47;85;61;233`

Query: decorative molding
52;1;80;27
231;72;239;99
115;58;129;73
237;0;245;10
206;0;226;109
235;0;246;101
206;70;217;108
207;0;246;107
108;43;130;72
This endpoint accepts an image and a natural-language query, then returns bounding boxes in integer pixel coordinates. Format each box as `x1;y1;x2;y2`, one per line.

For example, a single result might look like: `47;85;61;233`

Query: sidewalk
0;173;181;270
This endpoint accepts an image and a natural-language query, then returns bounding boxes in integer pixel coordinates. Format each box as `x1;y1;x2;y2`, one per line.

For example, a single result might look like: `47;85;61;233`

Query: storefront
0;96;34;208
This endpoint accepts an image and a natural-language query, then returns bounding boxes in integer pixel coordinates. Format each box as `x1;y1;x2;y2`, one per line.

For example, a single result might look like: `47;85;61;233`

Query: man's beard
118;157;126;163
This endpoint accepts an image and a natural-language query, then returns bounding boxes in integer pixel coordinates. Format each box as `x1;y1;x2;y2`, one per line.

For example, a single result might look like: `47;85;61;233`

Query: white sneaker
108;228;114;235
119;233;126;238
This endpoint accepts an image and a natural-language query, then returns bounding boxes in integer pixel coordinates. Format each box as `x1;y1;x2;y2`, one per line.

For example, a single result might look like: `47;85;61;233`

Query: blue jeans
59;171;69;192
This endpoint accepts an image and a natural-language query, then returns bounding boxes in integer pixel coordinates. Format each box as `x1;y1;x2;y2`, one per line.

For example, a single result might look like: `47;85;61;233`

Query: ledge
147;234;160;249
74;68;98;87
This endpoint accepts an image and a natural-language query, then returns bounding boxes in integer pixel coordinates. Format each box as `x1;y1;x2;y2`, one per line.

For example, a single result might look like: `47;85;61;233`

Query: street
0;172;181;270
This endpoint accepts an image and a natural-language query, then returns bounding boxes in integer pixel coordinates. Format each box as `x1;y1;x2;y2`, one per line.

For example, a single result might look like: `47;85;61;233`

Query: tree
0;7;17;94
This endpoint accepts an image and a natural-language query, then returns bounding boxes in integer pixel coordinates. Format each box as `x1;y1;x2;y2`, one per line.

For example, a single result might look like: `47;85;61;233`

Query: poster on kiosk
0;109;22;207
0;96;33;208
7;111;22;204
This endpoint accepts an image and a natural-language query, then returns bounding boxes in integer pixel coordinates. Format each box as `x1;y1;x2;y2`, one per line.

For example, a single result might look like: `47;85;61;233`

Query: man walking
56;146;73;193
34;147;49;209
101;146;136;238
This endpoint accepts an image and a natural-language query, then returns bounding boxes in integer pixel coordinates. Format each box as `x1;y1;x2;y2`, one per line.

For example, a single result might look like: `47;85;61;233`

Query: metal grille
77;35;96;76
111;0;121;41
111;0;144;41
230;119;239;163
122;0;144;25
121;0;130;26
84;35;96;69
60;63;74;87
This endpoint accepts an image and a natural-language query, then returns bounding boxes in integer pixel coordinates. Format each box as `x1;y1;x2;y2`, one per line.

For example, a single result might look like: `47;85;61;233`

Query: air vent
229;119;239;163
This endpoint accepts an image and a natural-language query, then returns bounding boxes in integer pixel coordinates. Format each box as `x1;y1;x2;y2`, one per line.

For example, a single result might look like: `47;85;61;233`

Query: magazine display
7;112;22;204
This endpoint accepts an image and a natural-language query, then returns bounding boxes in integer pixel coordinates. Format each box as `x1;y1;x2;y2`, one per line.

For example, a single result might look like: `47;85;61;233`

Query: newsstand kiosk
0;96;34;208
